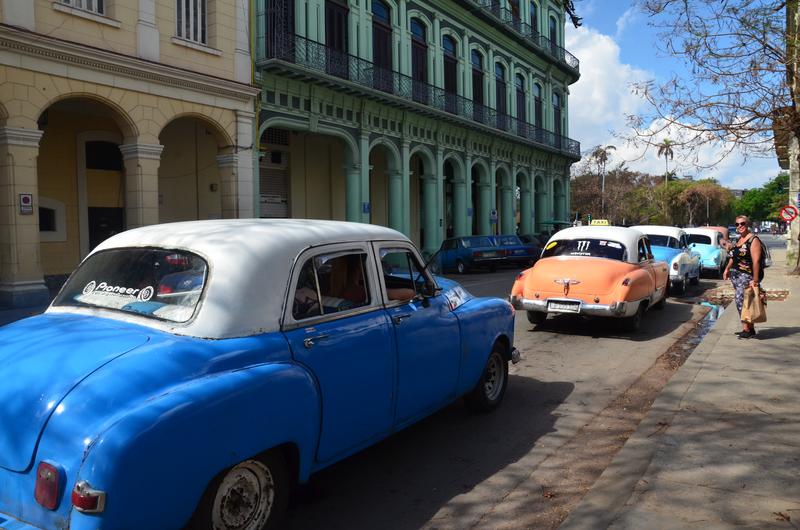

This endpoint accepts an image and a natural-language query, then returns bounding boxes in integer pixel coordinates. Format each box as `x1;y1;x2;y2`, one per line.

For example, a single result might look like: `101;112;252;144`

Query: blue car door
283;245;396;464
374;244;461;425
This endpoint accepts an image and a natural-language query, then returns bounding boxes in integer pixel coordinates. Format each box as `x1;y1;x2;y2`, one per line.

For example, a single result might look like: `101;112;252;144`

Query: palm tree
591;144;615;215
657;138;675;187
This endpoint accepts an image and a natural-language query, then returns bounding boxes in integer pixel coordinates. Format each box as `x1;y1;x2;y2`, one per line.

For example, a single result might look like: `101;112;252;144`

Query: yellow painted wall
37;107;120;275
369;149;389;227
158;118;222;222
35;0;138;57
288;134;346;220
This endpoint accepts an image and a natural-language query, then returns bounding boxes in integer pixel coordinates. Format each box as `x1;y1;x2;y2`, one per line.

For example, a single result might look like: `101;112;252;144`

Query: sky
564;0;783;190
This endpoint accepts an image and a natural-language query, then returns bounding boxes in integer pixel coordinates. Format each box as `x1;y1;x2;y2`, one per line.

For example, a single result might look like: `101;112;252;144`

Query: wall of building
287;133;348;220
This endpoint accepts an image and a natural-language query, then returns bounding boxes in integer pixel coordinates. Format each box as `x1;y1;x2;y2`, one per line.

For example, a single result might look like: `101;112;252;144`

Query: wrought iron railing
259;35;581;157
473;0;580;73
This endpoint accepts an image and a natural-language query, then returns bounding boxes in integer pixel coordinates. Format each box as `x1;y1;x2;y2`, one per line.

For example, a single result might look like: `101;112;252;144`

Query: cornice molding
216;153;238;167
0;25;260;102
0;127;45;147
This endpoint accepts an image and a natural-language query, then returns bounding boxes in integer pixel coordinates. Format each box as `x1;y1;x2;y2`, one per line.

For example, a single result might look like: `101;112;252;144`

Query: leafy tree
590;144;616;215
733;173;791;221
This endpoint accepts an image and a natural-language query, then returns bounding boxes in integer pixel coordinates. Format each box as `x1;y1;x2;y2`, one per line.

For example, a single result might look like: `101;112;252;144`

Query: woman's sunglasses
735;222;747;227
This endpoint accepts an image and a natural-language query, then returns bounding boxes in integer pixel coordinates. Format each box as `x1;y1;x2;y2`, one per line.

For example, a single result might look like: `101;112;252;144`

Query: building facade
255;0;580;255
0;0;259;307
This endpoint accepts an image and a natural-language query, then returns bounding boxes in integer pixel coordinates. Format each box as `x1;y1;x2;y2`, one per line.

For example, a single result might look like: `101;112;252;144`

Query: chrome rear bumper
509;295;638;318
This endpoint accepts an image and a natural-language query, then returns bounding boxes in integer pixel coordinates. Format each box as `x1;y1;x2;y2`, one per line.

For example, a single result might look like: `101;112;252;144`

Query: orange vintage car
509;226;670;331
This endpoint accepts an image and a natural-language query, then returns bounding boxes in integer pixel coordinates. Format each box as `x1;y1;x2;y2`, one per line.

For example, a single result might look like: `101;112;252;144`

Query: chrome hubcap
213;460;275;530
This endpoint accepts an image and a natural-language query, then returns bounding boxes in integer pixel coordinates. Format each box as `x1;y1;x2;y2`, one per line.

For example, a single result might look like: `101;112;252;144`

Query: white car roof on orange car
544;226;645;264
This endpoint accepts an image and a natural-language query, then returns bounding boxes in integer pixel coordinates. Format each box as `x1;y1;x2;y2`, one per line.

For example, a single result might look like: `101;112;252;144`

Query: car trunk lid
524;257;637;297
0;313;149;472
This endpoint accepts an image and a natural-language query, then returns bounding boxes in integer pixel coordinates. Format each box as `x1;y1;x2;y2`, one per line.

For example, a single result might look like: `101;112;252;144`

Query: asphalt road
284;263;718;529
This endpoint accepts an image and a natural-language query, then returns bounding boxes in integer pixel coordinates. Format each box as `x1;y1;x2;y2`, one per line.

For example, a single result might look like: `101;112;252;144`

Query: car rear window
495;236;522;246
647;235;681;248
461;236;493;248
53;248;208;323
541;238;626;261
687;234;712;245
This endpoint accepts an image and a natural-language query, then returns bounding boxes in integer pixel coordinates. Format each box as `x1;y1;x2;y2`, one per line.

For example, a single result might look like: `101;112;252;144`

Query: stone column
0;127;49;308
236;110;255;218
453;176;467;237
464;152;473;234
137;0;160;61
462;32;472;100
433;15;443;88
388;170;404;233
421;173;439;256
500;184;514;234
346;165;362;222
489;159;497;234
119;144;163;229
520;185;532;234
216;153;239;219
359;133;371;223
478;182;492;236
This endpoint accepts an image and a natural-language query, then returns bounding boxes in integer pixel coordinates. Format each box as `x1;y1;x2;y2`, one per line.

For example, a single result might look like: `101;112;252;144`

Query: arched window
471;50;485;122
410;18;428;102
552;90;562;147
515;74;526;127
372;0;392;91
530;1;538;36
442;35;458;112
549;16;558;55
509;0;521;30
533;82;543;130
495;63;507;128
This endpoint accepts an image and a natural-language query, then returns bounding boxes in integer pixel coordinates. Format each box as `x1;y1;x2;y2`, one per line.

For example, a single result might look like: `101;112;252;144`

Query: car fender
69;363;320;530
452;298;515;396
611;266;655;306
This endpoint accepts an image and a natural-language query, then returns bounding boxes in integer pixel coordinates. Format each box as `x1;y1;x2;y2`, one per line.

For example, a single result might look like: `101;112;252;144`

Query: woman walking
722;215;763;339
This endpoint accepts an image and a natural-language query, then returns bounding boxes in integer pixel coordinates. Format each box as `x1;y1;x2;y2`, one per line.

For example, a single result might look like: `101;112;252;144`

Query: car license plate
548;301;580;312
515;249;525;254
483;252;497;257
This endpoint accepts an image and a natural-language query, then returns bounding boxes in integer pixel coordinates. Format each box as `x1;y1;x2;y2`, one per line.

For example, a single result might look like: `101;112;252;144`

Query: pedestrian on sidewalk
722;215;764;339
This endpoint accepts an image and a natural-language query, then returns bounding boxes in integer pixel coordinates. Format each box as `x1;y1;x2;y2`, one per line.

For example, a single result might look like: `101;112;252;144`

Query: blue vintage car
438;235;505;274
490;234;541;267
685;227;727;277
0;220;518;530
631;225;701;295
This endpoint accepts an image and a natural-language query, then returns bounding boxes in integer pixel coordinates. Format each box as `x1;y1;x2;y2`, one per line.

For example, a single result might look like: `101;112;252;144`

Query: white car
630;225;701;295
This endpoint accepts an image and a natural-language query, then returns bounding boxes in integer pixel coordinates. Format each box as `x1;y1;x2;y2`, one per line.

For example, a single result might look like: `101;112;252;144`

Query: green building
255;0;580;255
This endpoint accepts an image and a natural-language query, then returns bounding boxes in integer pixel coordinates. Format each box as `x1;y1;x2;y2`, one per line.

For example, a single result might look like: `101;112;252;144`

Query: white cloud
565;25;782;189
614;7;637;40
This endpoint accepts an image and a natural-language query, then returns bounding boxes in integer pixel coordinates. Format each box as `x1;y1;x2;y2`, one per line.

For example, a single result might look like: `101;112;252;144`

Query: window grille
176;0;207;45
60;0;105;15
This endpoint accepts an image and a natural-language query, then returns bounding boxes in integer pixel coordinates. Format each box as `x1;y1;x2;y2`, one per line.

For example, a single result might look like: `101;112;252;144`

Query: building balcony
472;0;579;75
257;35;581;158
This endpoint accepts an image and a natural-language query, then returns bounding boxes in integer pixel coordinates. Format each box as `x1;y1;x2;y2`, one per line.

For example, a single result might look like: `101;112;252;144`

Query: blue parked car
0;219;518;530
631;225;701;295
490;234;542;267
685;227;727;278
438;235;505;274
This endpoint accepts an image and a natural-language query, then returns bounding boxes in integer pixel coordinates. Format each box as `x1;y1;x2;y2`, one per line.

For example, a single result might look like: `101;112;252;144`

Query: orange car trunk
524;257;637;298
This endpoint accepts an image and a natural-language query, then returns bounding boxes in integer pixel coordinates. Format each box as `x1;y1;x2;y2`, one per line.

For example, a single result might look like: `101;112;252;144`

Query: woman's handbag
742;286;767;323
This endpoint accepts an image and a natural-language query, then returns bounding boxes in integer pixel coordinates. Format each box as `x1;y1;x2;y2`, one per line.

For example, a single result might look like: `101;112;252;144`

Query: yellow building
0;0;259;308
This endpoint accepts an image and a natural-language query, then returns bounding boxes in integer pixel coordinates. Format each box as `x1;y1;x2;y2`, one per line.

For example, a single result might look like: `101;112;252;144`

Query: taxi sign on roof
589;219;610;226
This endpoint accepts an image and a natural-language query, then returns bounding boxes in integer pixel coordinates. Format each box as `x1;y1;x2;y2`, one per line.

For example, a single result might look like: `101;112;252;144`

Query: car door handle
392;313;412;325
303;335;329;349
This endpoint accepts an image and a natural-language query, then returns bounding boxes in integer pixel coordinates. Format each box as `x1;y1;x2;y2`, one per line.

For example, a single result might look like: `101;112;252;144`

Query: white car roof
630;225;686;239
685;227;720;240
546;226;645;264
48;220;409;338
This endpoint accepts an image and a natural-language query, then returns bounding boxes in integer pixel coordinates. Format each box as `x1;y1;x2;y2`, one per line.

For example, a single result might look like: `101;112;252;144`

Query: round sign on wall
780;204;799;222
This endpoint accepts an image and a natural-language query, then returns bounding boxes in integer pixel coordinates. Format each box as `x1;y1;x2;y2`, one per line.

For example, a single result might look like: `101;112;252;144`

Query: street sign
780;204;799;222
19;194;33;215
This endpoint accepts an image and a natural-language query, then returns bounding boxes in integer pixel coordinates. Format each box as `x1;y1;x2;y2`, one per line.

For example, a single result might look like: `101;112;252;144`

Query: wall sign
19;194;33;215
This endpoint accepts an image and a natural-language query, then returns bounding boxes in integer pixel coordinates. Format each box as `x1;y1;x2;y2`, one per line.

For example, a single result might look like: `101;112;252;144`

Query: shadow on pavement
285;375;574;530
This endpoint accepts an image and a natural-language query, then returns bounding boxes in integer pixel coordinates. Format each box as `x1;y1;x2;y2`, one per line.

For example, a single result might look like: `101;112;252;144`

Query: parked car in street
438;235;506;273
630;225;701;295
509;226;670;331
490;234;541;267
0;219;518;530
519;233;546;246
685;227;728;277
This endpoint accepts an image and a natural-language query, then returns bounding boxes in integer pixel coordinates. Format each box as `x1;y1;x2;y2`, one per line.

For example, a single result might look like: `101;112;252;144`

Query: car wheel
456;260;467;274
527;310;546;325
672;277;686;296
623;302;645;332
465;344;508;412
190;453;289;530
689;271;700;285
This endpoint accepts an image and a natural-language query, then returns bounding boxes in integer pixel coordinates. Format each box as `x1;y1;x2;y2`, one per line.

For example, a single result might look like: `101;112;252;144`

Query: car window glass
443;239;456;250
496;236;521;245
292;251;371;320
541;238;626;261
687;234;711;245
648;235;681;248
638;239;648;261
461;236;493;248
379;248;432;300
53;248;207;323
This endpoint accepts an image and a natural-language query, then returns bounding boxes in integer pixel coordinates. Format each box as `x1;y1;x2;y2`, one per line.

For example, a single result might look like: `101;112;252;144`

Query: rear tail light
473;251;482;258
34;461;62;510
672;262;679;270
72;480;106;513
158;284;174;294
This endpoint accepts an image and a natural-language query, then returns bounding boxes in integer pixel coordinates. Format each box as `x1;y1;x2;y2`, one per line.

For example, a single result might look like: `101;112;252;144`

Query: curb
558;304;739;530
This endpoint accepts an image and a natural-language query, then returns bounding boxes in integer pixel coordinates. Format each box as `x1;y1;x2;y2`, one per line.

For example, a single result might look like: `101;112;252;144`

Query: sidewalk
561;250;800;529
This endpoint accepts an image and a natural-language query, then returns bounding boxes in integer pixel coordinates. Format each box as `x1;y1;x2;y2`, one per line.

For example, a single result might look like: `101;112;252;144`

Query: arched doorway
37;96;135;277
158;116;229;223
534;174;546;234
369;140;401;230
